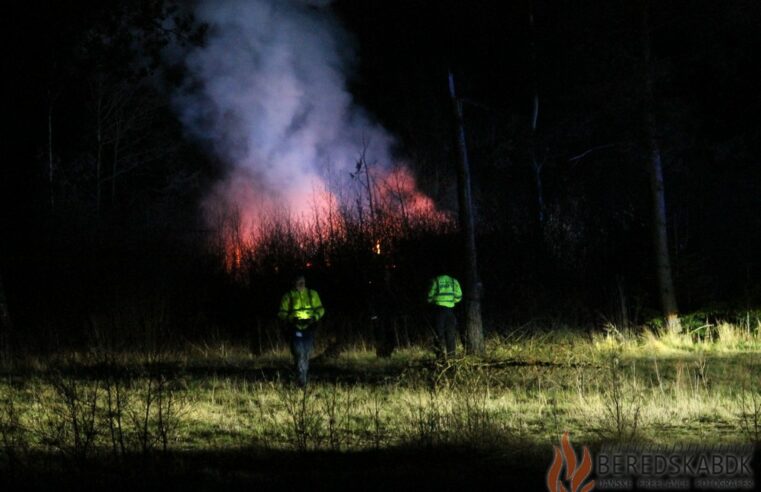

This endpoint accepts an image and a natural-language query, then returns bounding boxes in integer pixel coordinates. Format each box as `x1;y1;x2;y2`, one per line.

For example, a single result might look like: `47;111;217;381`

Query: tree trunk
448;71;484;355
642;2;680;332
48;96;55;212
111;117;121;207
530;98;545;226
96;84;103;217
528;3;546;226
0;270;12;357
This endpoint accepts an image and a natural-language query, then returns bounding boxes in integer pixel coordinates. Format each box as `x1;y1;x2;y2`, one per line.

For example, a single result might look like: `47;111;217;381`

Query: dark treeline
2;0;761;353
341;0;761;325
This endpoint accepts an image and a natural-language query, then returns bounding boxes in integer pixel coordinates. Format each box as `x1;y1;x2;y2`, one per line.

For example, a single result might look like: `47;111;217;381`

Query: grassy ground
1;321;760;489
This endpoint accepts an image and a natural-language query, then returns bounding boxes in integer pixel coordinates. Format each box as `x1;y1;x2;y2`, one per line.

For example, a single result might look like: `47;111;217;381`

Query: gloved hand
304;319;318;334
294;318;313;332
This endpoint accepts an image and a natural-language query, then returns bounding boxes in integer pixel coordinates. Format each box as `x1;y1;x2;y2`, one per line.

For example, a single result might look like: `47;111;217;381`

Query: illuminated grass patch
1;322;759;466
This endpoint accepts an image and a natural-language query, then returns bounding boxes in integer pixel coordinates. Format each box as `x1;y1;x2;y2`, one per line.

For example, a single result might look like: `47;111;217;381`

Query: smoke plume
174;0;440;247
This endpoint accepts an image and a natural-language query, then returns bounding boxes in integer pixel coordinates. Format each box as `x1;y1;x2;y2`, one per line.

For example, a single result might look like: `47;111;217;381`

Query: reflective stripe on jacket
427;275;462;308
279;289;325;328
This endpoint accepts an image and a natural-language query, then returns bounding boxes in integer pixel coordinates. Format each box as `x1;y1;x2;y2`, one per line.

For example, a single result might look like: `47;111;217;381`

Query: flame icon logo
547;432;595;492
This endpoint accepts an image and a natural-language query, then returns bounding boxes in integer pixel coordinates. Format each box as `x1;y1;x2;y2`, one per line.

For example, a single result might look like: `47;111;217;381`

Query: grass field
1;321;760;489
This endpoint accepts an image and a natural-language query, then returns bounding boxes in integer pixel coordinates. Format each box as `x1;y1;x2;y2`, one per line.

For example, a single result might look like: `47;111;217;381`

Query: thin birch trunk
448;71;484;355
643;2;680;332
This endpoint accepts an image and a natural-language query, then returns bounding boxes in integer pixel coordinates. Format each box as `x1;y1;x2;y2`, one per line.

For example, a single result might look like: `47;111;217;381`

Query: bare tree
85;71;177;217
47;90;56;212
528;0;547;227
448;71;485;355
642;1;680;332
0;270;11;357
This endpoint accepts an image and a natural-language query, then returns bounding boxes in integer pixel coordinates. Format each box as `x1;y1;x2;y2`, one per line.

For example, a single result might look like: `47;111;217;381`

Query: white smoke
174;0;396;232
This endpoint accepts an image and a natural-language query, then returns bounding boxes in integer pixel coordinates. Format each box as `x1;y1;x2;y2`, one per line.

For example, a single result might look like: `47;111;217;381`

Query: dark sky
326;0;761;167
5;0;761;158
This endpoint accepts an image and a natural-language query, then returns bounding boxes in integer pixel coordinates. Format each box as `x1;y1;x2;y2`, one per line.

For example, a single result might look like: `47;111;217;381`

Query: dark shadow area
1;444;548;491
0;356;595;386
4;440;759;491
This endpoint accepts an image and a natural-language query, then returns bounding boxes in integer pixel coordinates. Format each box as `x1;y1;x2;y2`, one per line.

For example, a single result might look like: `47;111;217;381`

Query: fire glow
173;0;451;271
211;164;452;271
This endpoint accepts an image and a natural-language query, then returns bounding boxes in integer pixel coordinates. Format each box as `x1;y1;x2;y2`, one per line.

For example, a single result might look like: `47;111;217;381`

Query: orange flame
213;164;452;272
371;166;451;226
223;243;244;272
547;433;595;492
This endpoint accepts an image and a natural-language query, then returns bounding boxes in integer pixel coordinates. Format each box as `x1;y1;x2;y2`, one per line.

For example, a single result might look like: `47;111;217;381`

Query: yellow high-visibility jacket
279;289;325;328
427;275;462;308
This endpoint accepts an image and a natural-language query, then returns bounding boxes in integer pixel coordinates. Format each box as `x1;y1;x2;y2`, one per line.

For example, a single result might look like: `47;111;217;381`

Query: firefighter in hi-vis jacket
278;274;325;386
427;274;462;358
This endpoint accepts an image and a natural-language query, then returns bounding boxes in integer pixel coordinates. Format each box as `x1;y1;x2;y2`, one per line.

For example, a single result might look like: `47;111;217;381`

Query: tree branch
568;143;620;163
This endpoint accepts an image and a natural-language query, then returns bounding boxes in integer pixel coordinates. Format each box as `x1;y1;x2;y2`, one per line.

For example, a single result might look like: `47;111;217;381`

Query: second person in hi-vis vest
427;274;462;358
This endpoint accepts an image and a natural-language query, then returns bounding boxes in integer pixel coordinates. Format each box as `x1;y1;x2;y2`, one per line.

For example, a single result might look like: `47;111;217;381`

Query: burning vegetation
210;163;453;274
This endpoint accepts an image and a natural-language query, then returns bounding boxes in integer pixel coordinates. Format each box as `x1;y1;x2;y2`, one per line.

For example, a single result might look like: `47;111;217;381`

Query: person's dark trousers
290;328;315;386
433;306;457;358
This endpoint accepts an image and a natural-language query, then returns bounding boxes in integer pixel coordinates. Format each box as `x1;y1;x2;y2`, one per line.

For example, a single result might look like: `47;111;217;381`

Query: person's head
293;274;307;292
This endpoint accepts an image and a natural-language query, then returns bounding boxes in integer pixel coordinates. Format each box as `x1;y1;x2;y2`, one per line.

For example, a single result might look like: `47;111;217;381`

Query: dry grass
1;320;760;468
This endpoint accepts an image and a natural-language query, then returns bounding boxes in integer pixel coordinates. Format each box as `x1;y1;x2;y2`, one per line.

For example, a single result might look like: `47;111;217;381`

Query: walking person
427;273;462;358
278;274;325;386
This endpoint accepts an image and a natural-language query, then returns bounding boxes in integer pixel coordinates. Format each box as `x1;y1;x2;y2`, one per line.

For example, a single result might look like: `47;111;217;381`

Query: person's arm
453;279;463;304
278;292;291;320
311;290;325;321
427;278;438;304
